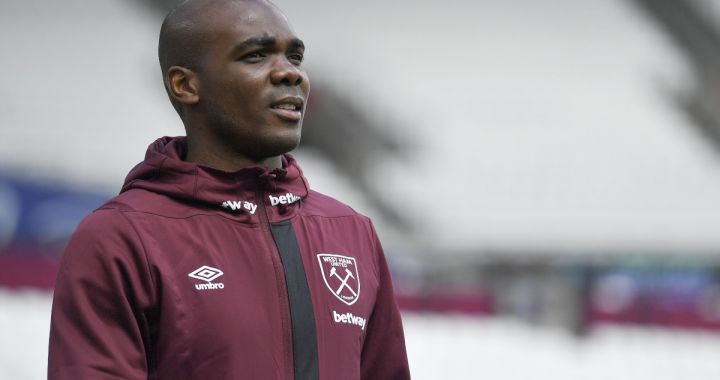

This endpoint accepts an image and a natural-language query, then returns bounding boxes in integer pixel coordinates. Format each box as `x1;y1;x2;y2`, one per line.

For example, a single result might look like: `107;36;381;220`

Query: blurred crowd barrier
0;173;109;289
391;253;720;335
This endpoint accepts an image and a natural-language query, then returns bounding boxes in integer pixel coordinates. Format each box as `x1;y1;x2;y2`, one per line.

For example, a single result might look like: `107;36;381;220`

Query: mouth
269;96;304;122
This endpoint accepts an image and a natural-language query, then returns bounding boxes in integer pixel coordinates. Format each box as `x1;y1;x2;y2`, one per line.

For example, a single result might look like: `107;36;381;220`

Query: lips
269;96;304;122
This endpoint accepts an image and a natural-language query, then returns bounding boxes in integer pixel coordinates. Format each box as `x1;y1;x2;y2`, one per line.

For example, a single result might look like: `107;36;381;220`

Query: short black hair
158;0;277;118
157;0;207;117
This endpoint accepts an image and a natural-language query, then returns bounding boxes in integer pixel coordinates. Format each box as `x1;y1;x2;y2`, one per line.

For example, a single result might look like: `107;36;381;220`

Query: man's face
194;1;310;160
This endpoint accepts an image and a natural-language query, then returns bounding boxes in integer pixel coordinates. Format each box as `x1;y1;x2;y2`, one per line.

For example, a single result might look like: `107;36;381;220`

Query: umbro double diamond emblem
188;265;225;290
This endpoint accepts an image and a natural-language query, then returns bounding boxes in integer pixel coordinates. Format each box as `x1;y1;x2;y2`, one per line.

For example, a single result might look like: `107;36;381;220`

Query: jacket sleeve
360;222;411;379
48;208;155;380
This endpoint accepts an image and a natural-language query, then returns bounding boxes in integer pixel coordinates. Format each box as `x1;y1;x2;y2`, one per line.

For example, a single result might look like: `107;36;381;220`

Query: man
47;0;410;379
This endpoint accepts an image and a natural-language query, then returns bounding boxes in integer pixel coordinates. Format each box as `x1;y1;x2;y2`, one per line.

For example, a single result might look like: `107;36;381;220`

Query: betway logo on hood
269;193;301;206
221;200;258;214
221;193;300;214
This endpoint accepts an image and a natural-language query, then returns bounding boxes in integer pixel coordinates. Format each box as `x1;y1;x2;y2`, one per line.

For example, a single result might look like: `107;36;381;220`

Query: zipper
256;189;295;380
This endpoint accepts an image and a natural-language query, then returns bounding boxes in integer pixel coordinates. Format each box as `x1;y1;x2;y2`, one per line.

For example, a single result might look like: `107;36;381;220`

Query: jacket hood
121;136;310;219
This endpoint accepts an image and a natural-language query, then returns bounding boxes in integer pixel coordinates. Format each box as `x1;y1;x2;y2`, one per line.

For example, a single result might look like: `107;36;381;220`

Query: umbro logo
188;265;225;290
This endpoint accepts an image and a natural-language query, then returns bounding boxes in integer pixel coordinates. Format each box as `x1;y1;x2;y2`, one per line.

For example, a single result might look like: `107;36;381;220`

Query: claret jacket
48;136;410;380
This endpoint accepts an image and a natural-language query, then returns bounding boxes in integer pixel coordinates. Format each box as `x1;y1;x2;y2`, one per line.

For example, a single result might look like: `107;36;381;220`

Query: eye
288;52;304;65
242;51;266;62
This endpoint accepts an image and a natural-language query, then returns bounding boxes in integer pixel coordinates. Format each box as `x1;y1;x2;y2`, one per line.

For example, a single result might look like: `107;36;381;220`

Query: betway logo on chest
269;192;301;206
333;310;366;330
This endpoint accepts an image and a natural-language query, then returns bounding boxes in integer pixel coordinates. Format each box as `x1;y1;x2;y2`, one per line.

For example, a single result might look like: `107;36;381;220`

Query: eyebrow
290;38;305;51
233;36;305;53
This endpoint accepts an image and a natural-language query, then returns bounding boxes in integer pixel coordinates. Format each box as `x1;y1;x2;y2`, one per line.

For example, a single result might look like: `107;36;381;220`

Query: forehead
199;1;297;44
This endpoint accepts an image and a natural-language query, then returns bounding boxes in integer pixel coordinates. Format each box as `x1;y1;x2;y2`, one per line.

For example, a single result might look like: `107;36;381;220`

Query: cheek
302;75;311;95
211;67;266;98
212;86;261;119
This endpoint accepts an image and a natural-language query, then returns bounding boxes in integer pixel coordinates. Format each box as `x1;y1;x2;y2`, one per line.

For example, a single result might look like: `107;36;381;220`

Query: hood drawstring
278;203;290;215
258;172;278;192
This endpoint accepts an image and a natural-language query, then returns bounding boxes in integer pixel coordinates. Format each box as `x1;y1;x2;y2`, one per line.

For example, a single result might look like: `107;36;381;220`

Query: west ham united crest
317;253;360;306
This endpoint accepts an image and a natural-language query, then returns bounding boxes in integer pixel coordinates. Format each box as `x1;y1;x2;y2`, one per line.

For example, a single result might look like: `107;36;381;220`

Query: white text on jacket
333;310;366;330
269;193;301;206
221;200;258;214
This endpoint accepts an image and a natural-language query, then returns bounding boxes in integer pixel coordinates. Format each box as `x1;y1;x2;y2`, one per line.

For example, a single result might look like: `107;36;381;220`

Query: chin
268;138;301;156
273;126;303;152
246;131;302;158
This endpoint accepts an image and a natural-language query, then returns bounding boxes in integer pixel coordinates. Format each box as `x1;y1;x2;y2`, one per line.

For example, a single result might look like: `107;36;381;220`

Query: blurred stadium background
3;0;720;378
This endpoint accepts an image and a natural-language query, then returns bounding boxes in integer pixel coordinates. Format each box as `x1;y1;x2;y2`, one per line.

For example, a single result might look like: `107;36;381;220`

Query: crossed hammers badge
317;254;361;305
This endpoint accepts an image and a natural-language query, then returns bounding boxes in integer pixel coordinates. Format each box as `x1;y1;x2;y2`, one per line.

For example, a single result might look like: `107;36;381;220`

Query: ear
167;66;200;106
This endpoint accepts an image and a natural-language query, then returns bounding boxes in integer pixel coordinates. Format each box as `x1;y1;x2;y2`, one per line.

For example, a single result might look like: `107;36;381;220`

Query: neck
184;137;283;172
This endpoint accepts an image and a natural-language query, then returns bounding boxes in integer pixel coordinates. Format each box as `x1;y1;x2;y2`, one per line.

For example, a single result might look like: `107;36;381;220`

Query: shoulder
301;189;370;222
72;204;134;240
59;204;147;278
57;197;157;307
300;190;379;250
91;188;196;220
100;188;172;215
65;191;147;240
65;191;153;260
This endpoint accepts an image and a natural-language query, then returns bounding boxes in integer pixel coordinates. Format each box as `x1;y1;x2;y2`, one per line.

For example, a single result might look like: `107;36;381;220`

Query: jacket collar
121;136;309;222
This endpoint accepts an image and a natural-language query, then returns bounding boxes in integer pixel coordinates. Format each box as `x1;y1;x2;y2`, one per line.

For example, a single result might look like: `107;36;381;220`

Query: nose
270;57;305;87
